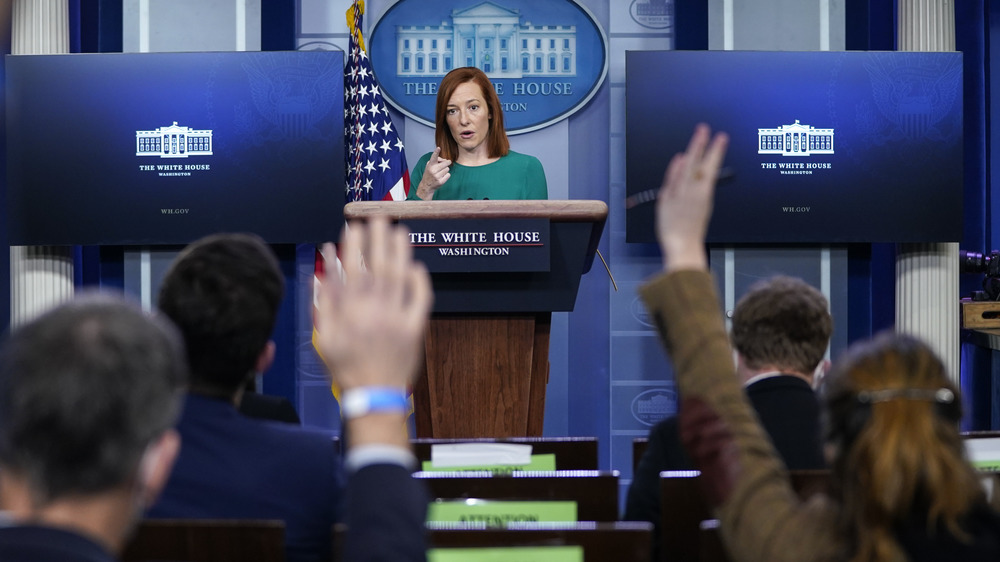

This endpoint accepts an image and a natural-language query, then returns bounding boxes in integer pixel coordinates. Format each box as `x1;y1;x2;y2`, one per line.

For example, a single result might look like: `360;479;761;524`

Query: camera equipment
959;250;1000;300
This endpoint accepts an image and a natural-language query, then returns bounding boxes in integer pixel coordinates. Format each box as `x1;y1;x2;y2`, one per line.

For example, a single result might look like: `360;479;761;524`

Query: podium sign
345;201;607;437
404;218;550;273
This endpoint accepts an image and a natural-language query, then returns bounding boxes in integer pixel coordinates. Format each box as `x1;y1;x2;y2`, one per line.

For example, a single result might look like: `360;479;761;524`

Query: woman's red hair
823;333;984;561
434;67;509;162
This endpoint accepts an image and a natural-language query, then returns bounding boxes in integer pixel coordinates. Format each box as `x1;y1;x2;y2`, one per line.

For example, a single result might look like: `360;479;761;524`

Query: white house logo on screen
136;121;214;159
757;120;834;157
631;388;676;426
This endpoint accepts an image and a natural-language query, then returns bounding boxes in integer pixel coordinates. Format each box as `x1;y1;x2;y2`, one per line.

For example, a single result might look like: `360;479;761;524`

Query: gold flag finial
346;0;366;52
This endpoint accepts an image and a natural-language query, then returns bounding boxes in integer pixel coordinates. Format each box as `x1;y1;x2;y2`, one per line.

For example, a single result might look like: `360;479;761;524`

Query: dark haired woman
408;67;547;201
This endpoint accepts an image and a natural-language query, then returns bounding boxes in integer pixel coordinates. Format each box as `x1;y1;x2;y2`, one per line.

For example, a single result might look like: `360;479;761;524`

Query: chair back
659;470;831;562
122;519;285;562
633;437;649;474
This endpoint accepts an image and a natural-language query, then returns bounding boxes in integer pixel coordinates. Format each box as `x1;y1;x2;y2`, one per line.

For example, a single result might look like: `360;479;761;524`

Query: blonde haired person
640;124;1000;561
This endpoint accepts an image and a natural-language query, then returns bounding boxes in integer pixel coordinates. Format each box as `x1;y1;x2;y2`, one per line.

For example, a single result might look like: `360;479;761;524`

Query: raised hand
655;123;729;272
315;217;433;392
415;146;452;200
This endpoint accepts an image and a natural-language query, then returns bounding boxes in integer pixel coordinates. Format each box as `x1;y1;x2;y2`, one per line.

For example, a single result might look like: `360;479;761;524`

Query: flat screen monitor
6;50;345;245
625;50;963;244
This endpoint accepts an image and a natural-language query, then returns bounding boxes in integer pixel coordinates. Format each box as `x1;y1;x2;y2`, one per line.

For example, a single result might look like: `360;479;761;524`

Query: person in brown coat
640;123;1000;561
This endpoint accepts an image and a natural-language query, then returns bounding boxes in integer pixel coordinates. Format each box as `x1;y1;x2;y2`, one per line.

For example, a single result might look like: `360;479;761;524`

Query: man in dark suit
0;295;187;562
149;223;431;562
624;275;831;556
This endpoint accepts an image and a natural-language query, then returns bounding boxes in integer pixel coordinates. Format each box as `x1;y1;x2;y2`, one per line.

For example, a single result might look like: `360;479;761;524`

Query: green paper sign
428;545;584;562
972;460;1000;471
427;499;578;526
422;453;558;475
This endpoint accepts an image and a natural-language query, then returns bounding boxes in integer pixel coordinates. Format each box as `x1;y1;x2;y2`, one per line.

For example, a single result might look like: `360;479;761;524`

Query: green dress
407;150;548;200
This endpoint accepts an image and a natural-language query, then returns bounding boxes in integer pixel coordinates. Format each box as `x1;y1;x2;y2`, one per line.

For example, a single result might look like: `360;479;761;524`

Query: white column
895;0;959;385
10;0;73;327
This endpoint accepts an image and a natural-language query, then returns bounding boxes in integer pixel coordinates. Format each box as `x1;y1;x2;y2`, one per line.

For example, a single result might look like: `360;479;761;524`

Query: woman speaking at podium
408;67;548;201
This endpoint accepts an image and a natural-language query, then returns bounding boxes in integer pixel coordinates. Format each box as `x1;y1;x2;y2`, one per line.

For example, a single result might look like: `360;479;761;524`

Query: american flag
313;1;410;405
344;0;409;202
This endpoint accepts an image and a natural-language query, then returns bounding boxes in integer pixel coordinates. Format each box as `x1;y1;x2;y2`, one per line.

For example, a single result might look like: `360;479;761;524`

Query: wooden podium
344;200;607;438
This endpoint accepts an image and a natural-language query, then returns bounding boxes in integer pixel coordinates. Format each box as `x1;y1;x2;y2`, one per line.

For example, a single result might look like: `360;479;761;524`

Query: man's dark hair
731;275;833;374
0;294;186;503
157;233;284;395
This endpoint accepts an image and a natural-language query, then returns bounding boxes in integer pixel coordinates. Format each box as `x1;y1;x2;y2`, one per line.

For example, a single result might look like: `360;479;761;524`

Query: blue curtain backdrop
961;0;996;430
845;0;897;341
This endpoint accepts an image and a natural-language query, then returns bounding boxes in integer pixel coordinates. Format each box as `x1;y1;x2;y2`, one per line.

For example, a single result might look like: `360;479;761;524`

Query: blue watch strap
341;386;408;419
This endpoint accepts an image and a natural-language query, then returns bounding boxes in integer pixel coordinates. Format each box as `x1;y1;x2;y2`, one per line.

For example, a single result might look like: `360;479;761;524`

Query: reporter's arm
315;218;433;562
342;411;428;562
641;125;837;561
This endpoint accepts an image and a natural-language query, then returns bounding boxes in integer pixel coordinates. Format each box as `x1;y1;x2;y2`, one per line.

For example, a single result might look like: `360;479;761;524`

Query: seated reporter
151;225;431;562
625;275;830;560
0;295;186;562
149;233;343;562
640;124;1000;561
